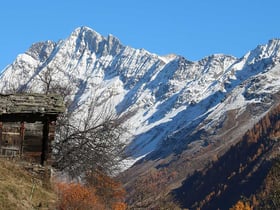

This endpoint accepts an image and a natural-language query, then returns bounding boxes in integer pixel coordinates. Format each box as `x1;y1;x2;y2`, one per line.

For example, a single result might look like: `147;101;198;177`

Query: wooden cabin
0;93;65;165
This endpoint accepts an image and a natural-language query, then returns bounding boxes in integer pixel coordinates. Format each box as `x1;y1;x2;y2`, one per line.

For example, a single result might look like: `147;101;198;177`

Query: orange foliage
230;200;252;210
112;202;127;210
86;171;127;210
55;182;104;210
55;172;127;210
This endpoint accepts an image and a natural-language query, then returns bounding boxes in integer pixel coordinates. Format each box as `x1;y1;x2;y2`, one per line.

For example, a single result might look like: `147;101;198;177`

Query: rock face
0;27;280;173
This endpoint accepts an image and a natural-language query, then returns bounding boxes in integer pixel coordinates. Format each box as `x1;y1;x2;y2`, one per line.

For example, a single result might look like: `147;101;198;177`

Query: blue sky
1;0;280;70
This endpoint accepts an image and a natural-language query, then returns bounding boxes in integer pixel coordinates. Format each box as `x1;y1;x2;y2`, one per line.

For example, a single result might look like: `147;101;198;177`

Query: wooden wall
0;120;56;165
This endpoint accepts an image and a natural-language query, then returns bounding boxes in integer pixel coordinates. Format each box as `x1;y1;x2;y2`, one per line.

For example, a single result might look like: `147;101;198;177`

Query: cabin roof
0;93;65;115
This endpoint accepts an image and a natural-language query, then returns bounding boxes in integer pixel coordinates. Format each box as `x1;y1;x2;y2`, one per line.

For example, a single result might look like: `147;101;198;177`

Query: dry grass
0;159;56;210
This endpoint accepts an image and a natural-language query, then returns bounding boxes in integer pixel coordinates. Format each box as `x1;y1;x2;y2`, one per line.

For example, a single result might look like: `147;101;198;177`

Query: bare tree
52;100;128;178
37;67;55;95
26;66;129;178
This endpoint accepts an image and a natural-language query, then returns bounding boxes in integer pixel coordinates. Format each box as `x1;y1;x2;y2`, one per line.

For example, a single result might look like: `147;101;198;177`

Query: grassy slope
0;159;56;210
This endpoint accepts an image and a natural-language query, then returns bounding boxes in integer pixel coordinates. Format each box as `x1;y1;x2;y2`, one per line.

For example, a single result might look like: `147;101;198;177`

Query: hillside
121;102;280;209
0;159;127;210
0;159;56;210
172;103;280;209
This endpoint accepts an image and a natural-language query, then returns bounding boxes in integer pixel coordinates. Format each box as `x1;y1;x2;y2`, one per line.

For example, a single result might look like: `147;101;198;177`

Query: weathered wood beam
41;117;50;165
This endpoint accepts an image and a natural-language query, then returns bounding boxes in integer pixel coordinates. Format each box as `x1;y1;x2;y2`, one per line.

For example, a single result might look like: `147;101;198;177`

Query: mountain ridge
0;26;280;172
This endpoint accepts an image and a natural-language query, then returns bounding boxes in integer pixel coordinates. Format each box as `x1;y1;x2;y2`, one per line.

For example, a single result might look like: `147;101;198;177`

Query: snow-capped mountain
1;26;280;171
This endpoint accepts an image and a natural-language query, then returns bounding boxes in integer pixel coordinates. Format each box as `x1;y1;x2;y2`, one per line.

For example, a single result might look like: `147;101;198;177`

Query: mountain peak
71;26;103;42
67;26;123;56
266;38;280;55
243;38;280;64
74;26;101;36
26;40;57;62
268;38;280;44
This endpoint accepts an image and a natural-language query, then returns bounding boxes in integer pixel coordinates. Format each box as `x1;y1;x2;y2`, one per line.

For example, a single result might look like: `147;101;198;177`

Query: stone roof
0;93;65;115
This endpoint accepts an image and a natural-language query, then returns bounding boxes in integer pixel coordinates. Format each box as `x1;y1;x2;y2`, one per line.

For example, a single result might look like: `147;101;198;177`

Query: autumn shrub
55;182;105;210
86;171;127;210
55;172;127;210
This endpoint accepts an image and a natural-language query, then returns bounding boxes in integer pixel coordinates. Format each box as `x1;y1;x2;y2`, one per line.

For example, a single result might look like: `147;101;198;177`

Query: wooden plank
0;122;2;147
2;132;20;135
